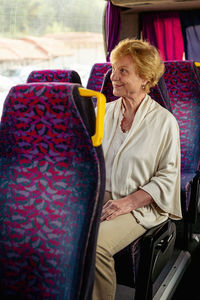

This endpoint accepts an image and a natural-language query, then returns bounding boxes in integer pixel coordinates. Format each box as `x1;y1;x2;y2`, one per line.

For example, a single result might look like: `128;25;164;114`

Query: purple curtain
106;1;121;62
142;12;184;61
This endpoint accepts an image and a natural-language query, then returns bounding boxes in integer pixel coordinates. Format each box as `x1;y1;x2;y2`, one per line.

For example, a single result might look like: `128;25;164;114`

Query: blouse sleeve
140;116;182;219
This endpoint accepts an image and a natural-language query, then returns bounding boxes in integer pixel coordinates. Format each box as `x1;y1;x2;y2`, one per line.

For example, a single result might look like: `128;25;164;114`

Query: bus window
0;0;106;117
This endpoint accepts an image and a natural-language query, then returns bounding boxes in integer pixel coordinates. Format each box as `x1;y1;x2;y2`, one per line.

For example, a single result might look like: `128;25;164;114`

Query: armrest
187;171;200;223
135;219;176;300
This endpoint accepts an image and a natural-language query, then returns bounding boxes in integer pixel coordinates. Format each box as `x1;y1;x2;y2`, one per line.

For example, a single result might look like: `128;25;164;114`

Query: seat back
164;60;200;175
27;69;82;84
163;60;200;216
101;68;171;111
100;69;118;103
86;63;112;92
149;76;172;112
0;82;105;299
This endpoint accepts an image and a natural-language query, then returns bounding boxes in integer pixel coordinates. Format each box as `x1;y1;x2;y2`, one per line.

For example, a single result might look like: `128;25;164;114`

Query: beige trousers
92;192;147;300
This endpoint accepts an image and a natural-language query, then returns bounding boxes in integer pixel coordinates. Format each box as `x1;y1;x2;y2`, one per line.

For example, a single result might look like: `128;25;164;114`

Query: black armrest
135;219;176;300
187;171;200;223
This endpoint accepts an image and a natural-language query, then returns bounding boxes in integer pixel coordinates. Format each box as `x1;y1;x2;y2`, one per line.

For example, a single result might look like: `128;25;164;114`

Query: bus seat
100;69;118;103
163;60;200;247
149;76;172;112
101;68;171;112
26;69;82;84
0;82;105;299
100;68;178;299
86;62;112;92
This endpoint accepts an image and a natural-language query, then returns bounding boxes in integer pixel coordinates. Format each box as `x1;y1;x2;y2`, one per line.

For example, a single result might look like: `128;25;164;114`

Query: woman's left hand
100;197;135;222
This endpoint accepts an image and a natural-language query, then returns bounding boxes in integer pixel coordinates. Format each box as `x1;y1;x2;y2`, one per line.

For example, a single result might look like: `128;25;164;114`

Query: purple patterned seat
100;67;176;299
86;62;112;92
0;82;105;299
100;69;118;103
163;61;200;228
27;69;82;84
149;76;172;112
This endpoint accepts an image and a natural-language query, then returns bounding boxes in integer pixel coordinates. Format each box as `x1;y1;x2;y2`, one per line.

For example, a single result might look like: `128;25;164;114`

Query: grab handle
78;88;106;146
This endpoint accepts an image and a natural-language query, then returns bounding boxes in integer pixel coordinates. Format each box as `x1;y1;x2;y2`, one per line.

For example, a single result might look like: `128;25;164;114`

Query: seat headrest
87;63;112;92
27;69;82;85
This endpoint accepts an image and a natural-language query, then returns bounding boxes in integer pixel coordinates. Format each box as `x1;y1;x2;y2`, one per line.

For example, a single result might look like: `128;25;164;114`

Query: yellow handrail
78;88;106;147
195;62;200;67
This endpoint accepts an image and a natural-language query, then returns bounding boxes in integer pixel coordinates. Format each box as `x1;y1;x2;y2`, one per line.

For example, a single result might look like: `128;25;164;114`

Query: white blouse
106;106;128;191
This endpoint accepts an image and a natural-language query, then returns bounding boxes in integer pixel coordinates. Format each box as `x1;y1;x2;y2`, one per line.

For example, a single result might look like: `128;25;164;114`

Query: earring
142;84;145;90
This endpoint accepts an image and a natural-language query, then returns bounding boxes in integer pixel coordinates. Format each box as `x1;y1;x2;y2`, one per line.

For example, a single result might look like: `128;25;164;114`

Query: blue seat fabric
0;82;104;299
163;60;200;221
27;69;82;85
86;63;112;92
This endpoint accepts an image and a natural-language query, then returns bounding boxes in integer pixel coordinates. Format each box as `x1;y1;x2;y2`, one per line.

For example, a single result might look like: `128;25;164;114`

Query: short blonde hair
110;38;165;93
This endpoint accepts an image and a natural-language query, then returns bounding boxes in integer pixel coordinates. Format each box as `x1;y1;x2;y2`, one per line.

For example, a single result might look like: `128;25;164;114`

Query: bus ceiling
109;0;200;12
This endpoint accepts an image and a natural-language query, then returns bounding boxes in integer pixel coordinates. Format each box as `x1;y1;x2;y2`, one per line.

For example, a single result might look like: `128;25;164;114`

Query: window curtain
180;10;200;62
142;11;184;61
105;1;121;62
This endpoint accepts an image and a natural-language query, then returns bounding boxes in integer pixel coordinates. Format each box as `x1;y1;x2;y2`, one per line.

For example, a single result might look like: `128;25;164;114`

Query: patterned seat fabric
0;82;104;299
86;63;112;92
163;60;200;217
27;69;82;84
149;76;172;112
100;69;118;103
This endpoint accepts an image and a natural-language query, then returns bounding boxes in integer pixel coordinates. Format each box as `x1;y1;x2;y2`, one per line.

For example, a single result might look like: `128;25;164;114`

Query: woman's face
111;55;147;99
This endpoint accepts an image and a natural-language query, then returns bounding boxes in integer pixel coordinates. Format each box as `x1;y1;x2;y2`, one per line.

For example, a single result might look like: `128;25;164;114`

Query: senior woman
92;38;182;300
